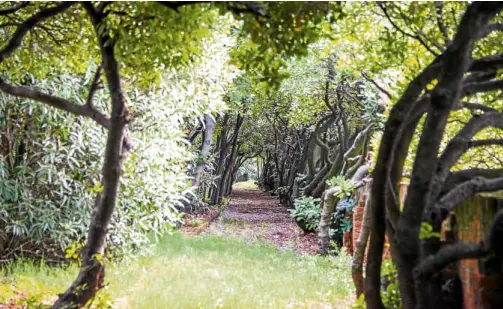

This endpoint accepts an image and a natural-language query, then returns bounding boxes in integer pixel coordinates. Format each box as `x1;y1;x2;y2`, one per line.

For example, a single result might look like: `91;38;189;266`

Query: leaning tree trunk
351;182;371;298
52;5;129;308
192;114;216;189
317;165;368;255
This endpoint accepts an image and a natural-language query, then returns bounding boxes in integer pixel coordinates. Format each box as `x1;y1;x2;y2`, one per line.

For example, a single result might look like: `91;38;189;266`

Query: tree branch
86;64;103;108
429;112;503;202
463;79;503;97
434;2;449;43
480;22;503;40
379;2;439;56
226;2;269;17
157;1;206;12
0;2;75;64
0;80;110;129
469;54;503;72
442;168;503;195
436;176;503;211
361;71;393;100
414;242;486;281
456;101;500;113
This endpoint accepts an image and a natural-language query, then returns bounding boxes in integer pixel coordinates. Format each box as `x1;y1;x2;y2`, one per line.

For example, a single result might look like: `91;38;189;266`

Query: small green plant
340;217;353;233
326;176;355;198
381;260;401;309
351;294;366;309
289;196;322;231
419;222;441;239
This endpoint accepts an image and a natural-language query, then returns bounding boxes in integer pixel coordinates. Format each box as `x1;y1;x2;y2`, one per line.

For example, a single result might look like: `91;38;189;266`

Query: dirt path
206;188;318;254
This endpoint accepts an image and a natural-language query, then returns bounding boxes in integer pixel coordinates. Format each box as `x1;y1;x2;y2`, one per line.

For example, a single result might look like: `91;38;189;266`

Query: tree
364;3;503;309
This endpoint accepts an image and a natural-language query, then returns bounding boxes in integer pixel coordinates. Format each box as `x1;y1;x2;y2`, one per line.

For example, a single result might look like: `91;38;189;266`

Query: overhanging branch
436;176;503;211
430;111;503;202
0;80;110;129
414;242;486;281
0;2;75;64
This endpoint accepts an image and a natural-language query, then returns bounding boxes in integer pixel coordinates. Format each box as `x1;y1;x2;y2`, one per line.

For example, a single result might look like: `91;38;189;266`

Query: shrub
289;196;322;232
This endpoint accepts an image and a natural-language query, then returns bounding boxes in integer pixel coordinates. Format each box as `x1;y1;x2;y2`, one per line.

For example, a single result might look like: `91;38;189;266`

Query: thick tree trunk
52;5;129;308
317;186;341;255
215;115;243;204
210;115;229;205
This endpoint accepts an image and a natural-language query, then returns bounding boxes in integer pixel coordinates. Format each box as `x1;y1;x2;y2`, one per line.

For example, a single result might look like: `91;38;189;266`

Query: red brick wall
351;182;408;261
456;196;503;309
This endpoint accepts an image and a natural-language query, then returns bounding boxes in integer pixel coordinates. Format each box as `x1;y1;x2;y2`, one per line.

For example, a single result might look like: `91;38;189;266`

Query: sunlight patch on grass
232;180;258;189
1;233;354;308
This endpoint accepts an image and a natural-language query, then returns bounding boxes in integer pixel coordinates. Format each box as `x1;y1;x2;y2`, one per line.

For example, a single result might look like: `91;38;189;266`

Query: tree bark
192;114;216;189
318;165;368;255
52;4;130;308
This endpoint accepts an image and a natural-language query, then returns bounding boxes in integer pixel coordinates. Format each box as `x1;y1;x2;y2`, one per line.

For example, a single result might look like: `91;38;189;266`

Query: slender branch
157;1;205;12
442;168;503;195
0;80;110;129
480;22;503;40
469;54;503;72
379;2;439;56
457;101;500;113
435;2;449;43
414;242;486;280
0;2;75;64
436;176;503;211
361;71;392;100
314;114;335;163
469;138;503;147
463;79;503;97
430;112;503;202
86;64;103;108
343;124;372;160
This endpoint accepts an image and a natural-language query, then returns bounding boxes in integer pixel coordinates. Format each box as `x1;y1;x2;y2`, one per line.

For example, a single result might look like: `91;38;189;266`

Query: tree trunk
192;114;216;189
317;165;368;255
317;186;341;255
52;5;129;308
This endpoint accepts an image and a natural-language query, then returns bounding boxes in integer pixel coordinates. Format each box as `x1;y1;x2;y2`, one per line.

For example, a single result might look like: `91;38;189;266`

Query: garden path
206;187;319;254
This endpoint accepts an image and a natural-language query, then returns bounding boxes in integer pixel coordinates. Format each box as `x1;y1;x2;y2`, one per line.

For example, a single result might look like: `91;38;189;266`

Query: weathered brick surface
343;231;353;255
456;196;503;309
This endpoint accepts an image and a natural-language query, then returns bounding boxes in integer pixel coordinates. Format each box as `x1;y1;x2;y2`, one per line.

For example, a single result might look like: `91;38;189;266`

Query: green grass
232;180;258;189
1;233;354;308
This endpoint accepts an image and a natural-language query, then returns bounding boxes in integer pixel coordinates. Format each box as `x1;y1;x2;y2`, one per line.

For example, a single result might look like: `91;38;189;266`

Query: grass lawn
232;180;258;190
1;233;354;308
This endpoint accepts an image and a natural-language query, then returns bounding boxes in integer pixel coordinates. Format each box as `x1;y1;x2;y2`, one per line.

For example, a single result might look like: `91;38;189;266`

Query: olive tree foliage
0;75;103;261
0;34;235;260
0;1;338;307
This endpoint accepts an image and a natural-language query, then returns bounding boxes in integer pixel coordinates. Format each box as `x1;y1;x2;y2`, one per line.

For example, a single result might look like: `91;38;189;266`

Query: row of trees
2;1;503;308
